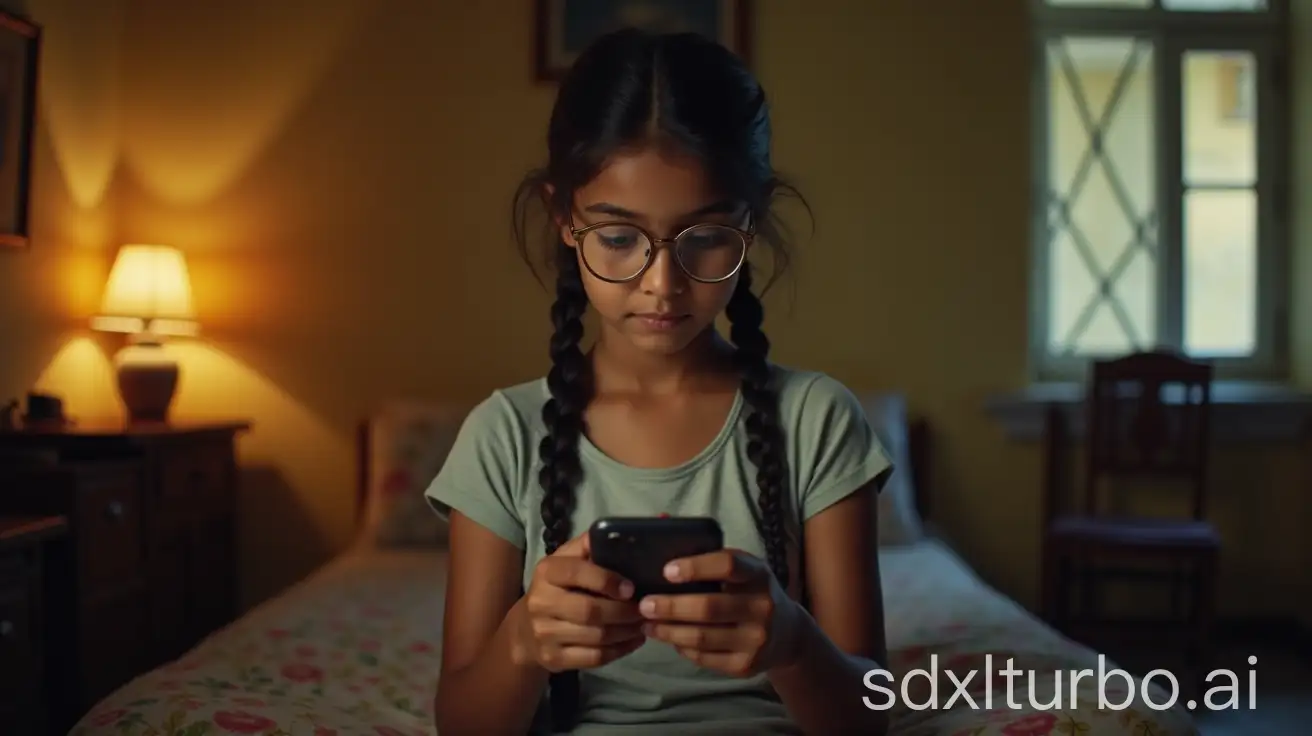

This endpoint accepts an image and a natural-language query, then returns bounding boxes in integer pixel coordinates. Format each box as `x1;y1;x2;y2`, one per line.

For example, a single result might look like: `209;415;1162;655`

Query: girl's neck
591;328;735;395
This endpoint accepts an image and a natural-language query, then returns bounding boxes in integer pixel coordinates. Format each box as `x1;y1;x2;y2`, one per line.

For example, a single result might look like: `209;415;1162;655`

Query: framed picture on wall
534;0;752;82
0;11;39;251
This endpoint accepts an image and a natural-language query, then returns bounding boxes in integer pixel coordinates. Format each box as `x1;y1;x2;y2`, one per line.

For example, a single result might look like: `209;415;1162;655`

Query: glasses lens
676;225;746;281
579;224;651;281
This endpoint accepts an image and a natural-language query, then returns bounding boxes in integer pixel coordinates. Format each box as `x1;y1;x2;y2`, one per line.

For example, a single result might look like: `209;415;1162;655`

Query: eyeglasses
570;220;753;284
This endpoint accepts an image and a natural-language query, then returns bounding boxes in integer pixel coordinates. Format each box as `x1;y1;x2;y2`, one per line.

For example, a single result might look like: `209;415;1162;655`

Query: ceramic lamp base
114;344;179;423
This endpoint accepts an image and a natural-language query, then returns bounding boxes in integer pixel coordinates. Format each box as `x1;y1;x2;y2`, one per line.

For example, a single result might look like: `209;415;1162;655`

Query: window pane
1183;189;1257;356
1184;51;1256;186
1162;0;1266;10
1046;0;1150;6
1046;37;1158;355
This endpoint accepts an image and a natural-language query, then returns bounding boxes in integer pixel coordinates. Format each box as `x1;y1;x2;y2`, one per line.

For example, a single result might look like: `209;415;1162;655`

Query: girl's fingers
546;638;646;671
642;622;744;651
536;587;644;626
535;617;644;647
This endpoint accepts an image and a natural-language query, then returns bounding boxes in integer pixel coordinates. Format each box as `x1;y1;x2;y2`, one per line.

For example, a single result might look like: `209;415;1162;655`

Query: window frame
1027;0;1292;383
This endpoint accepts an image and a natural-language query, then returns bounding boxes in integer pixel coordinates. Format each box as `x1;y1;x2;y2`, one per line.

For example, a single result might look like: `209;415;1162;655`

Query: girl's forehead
576;146;724;220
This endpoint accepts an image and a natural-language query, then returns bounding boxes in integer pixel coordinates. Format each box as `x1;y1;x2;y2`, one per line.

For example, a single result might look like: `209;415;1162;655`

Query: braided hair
511;27;810;731
726;263;791;591
538;241;589;727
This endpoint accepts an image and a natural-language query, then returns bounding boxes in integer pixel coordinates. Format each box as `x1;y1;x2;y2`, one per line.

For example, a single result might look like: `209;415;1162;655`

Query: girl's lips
632;314;690;331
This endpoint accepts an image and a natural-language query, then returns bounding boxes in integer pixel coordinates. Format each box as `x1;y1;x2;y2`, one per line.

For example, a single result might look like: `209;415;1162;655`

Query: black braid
725;263;792;591
537;242;590;730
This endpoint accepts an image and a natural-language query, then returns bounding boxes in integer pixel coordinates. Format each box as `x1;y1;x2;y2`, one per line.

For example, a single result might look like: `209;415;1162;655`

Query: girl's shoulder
454;377;551;449
767;364;866;423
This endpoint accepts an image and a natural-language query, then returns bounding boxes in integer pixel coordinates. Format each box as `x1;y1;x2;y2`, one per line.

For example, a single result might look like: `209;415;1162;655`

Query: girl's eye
593;226;645;249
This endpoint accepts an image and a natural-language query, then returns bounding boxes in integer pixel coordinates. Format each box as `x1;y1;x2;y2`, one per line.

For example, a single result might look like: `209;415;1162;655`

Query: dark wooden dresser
0;420;249;733
0;516;67;736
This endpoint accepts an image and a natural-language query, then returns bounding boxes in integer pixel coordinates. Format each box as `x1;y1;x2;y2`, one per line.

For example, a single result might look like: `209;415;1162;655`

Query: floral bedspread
70;540;1197;736
70;548;448;736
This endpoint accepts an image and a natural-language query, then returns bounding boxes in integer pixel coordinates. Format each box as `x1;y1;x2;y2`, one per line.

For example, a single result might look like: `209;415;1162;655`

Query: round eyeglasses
570;221;753;284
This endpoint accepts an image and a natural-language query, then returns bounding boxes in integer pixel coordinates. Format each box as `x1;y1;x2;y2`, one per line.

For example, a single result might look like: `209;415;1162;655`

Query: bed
68;395;1199;736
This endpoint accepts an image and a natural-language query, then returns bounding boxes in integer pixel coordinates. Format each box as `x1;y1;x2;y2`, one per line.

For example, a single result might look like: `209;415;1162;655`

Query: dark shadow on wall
237;464;334;611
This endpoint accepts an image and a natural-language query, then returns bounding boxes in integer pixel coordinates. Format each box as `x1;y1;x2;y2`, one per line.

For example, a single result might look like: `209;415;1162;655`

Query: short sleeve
423;392;527;549
787;372;894;521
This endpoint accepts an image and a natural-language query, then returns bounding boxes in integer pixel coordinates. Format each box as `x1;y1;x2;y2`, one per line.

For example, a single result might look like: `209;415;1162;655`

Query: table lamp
91;244;199;423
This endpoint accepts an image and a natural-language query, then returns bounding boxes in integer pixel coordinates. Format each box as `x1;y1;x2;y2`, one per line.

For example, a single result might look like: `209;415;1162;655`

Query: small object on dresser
0;398;16;430
18;392;72;432
21;391;68;429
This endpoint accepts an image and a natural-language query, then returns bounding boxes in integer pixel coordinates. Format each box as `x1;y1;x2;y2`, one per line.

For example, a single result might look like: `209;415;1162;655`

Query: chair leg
1191;554;1218;698
1169;561;1183;620
1079;560;1097;627
1042;547;1064;629
1041;548;1054;619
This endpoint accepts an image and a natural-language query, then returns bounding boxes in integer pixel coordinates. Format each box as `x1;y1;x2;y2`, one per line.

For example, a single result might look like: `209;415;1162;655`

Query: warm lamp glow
92;244;199;337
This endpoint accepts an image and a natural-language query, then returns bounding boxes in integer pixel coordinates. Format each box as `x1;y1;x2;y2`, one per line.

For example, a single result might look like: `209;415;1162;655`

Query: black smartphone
589;516;724;599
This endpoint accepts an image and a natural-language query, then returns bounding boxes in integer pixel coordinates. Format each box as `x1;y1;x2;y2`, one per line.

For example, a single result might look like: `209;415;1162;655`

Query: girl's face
559;144;749;356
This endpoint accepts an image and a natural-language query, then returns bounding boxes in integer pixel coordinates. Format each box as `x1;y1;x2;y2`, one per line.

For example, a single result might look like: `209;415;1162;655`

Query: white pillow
861;393;925;546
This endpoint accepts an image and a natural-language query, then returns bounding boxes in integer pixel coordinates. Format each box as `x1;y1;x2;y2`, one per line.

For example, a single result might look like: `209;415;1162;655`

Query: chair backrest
1082;350;1213;519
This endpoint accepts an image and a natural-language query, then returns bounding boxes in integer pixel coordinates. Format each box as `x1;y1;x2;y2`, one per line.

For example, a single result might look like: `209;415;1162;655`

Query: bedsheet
877;539;1196;736
69;540;1198;735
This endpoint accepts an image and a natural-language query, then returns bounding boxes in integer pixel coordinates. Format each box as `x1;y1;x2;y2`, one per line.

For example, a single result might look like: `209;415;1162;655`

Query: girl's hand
515;532;646;672
638;549;803;677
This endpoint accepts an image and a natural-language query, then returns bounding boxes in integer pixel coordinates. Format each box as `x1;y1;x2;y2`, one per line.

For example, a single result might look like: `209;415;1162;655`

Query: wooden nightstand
0;420;249;732
0;515;67;736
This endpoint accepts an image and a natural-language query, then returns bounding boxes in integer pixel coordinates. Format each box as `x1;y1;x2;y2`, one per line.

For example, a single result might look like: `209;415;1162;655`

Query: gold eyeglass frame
569;220;755;284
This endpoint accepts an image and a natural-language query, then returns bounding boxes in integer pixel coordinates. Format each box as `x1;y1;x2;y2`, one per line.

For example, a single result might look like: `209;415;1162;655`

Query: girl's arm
767;481;891;735
433;511;549;735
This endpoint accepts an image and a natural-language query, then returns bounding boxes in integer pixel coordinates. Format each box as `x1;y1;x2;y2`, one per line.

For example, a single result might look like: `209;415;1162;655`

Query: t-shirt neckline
562;382;745;482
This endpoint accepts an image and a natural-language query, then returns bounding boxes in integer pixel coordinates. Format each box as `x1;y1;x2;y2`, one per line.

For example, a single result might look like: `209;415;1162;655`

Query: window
1029;0;1290;382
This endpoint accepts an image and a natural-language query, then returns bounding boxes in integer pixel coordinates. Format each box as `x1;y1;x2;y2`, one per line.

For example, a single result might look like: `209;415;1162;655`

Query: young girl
426;27;892;735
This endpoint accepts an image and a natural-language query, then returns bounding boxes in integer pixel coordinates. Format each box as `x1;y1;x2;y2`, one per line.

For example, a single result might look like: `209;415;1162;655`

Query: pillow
860;393;925;546
359;402;472;547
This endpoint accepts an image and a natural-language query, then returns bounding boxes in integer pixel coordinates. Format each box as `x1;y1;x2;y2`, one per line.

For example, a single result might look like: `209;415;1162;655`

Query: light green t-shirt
425;365;892;735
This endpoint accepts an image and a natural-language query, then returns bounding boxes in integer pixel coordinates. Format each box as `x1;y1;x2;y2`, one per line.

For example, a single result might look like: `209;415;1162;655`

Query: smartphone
589;516;724;599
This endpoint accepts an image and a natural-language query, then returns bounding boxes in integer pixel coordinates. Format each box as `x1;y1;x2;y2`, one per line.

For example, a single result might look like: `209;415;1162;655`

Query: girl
426;27;893;735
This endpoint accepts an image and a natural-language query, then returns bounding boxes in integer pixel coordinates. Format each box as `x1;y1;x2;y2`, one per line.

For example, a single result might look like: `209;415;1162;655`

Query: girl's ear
544;183;576;249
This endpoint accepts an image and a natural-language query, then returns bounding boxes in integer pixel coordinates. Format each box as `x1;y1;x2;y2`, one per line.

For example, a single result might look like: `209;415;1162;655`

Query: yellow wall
2;0;1309;620
0;0;125;413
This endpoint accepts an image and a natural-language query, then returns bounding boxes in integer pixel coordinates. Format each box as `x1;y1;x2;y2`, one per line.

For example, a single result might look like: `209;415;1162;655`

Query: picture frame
534;0;752;82
0;10;39;251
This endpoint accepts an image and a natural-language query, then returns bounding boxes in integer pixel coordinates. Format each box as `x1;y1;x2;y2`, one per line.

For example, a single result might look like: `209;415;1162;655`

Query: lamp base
114;344;179;423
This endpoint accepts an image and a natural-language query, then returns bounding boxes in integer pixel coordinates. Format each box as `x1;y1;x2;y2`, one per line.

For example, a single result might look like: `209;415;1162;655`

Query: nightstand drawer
160;443;229;509
77;471;143;590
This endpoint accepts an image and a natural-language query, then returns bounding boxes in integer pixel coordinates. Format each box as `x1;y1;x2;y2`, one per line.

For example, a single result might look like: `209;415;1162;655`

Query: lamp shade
92;244;198;337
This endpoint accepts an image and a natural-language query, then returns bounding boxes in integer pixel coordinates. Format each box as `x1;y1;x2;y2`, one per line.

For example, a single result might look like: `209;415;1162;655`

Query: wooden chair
1040;351;1220;692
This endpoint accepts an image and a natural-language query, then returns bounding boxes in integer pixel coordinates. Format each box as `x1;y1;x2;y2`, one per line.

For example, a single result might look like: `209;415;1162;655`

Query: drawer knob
0;620;12;637
105;501;125;520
